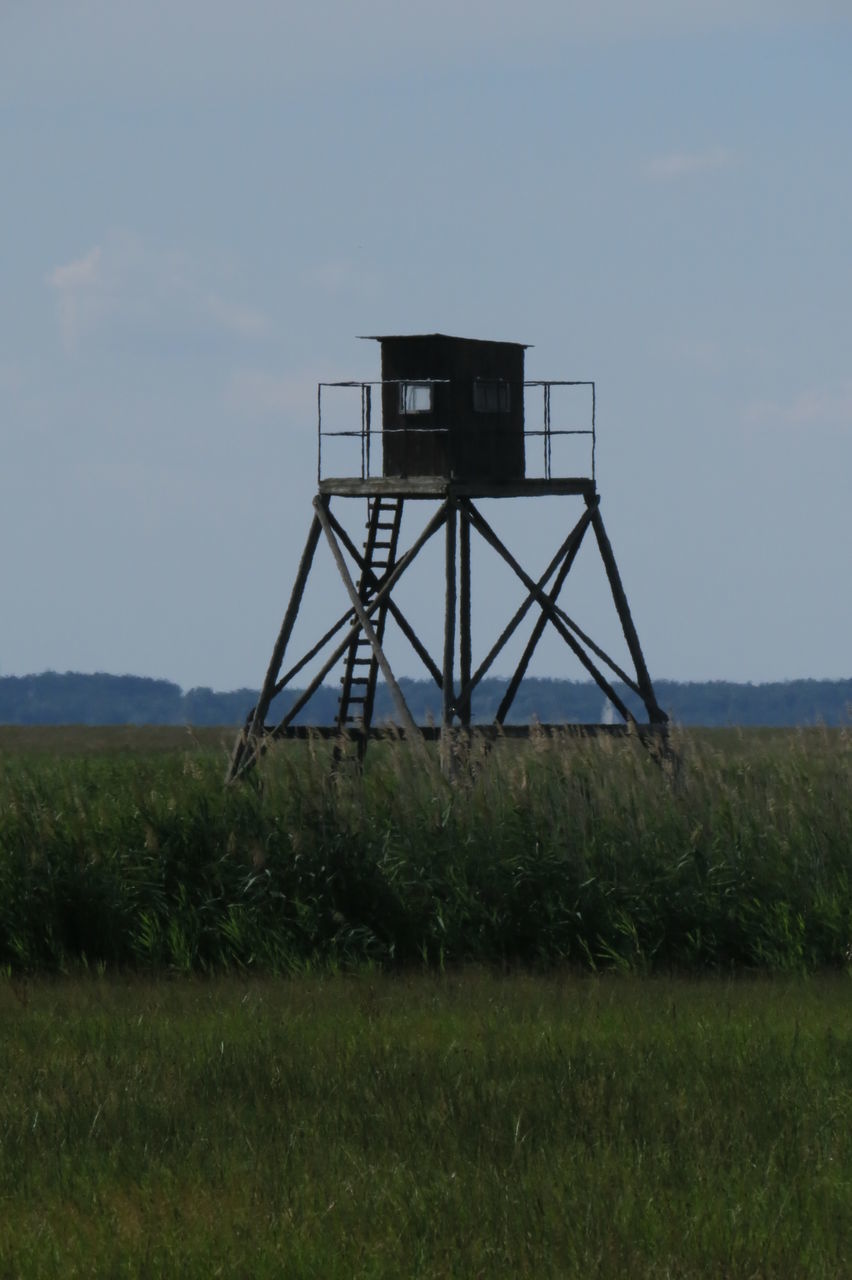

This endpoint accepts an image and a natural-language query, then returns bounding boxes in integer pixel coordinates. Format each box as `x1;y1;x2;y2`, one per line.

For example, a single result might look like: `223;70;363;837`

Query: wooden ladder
336;496;404;740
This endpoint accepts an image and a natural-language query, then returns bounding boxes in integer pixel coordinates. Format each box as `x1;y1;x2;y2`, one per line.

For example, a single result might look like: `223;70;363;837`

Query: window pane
400;383;433;414
473;380;510;413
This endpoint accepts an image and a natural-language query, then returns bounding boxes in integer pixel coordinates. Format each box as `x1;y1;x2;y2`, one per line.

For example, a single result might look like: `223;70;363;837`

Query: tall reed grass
0;728;849;974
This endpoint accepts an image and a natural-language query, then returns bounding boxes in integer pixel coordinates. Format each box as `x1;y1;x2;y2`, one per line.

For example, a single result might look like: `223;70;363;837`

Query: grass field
0;725;849;975
1;971;850;1278
1;728;849;1275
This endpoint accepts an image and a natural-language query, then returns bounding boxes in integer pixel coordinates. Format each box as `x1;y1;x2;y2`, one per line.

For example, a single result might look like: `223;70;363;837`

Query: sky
1;1;850;695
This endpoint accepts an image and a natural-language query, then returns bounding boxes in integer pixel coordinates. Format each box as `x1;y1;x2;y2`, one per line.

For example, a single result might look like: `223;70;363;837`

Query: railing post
316;383;322;486
365;384;372;478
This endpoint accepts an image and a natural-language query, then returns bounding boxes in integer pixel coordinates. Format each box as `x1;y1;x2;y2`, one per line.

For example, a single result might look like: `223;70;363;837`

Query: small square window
399;382;433;414
473;380;510;413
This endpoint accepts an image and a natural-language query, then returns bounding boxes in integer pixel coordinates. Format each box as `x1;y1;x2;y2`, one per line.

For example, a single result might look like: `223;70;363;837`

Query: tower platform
318;476;597;500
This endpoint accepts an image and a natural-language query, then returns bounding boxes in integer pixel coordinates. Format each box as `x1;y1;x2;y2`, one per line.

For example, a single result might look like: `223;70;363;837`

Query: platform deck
318;476;597;500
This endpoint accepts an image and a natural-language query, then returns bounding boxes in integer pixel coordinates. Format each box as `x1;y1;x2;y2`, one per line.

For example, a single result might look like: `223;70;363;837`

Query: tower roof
358;332;532;348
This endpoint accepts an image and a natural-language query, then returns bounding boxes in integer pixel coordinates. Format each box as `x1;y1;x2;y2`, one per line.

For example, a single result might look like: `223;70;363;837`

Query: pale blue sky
1;2;850;693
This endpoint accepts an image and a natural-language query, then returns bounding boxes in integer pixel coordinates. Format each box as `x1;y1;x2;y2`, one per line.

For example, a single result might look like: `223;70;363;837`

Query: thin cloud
47;246;105;350
48;246;101;292
645;146;734;179
743;382;852;432
46;233;270;353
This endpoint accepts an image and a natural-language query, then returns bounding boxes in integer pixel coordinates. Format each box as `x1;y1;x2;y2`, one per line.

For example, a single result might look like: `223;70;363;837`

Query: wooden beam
458;501;472;727
385;598;444;689
441;499;457;773
270;722;669;742
319;476;597;500
272;608;354;698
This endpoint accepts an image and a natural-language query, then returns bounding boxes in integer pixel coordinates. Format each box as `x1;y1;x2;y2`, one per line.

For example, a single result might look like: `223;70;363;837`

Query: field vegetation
1;972;849;1277
1;728;850;1275
0;726;849;976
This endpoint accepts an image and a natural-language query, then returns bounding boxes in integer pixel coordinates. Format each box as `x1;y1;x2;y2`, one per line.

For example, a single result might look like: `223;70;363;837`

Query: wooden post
227;512;322;780
459;500;472;728
441;499;457;775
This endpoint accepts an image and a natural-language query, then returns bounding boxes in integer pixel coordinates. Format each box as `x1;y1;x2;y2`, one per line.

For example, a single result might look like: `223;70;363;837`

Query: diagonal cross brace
271;500;449;706
323;504;444;688
271;499;448;736
229;500;448;778
464;501;651;702
453;504;595;715
464;501;638;724
495;503;595;725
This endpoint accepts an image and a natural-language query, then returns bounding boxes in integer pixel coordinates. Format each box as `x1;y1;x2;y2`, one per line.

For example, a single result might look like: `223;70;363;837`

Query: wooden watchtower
228;333;667;779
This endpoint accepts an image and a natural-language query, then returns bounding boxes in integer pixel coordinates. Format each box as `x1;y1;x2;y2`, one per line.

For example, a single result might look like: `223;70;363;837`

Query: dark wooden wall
379;335;525;482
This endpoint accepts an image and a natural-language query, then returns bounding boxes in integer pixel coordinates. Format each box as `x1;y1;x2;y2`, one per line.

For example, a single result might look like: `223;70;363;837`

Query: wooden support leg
227;512;322;781
588;500;668;725
459;502;472;729
441;499;457;776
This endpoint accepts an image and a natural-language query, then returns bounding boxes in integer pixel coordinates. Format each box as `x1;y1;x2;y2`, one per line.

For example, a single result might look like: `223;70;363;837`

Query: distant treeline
0;671;849;727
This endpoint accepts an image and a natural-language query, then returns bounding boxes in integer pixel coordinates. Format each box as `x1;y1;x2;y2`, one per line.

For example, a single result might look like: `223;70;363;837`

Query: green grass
0;972;849;1278
1;731;849;1274
0;726;850;975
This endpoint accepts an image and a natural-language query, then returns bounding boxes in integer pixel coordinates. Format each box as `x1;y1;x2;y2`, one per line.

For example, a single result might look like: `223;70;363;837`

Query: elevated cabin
365;334;528;484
